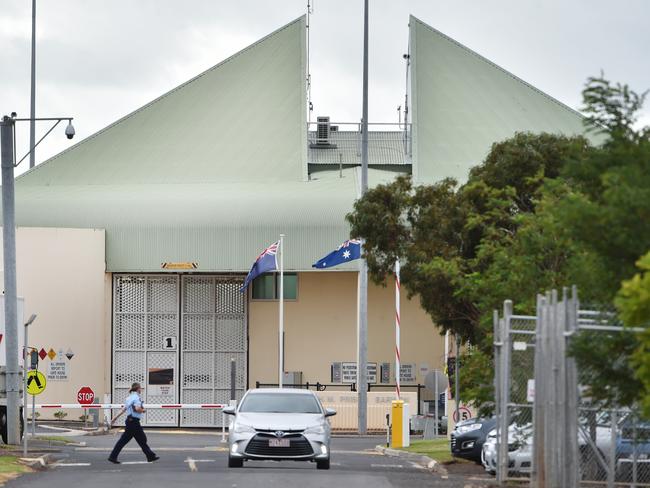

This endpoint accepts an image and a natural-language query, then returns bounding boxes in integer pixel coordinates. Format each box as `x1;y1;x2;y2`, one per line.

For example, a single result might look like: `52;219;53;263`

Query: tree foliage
616;252;650;416
346;74;650;412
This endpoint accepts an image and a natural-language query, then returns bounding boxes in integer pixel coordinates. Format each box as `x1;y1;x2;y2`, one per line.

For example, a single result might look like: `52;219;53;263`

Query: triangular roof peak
409;15;593;184
20;16;307;186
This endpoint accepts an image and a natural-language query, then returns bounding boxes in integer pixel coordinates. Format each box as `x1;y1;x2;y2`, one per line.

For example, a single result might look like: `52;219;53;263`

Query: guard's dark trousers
109;416;157;461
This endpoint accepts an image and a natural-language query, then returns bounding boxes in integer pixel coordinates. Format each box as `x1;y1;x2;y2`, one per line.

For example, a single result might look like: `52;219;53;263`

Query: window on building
251;273;297;300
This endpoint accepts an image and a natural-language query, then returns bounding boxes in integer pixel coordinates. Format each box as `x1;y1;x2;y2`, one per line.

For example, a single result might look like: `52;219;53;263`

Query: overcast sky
1;0;648;175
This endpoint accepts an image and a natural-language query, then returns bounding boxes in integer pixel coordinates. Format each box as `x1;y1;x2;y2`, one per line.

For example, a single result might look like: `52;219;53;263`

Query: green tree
347;74;650;412
616;252;650;416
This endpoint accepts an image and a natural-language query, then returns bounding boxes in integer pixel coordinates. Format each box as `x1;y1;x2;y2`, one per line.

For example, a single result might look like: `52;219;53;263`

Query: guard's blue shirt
125;392;143;419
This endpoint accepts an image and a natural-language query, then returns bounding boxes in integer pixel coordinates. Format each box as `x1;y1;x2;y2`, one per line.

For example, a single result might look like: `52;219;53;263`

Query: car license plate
269;438;290;447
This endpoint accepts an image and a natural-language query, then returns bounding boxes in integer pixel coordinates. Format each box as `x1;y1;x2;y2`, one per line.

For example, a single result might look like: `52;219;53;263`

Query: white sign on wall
47;360;69;381
399;363;416;383
341;362;377;384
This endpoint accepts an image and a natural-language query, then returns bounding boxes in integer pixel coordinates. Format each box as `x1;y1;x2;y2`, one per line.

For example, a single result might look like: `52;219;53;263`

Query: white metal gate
112;274;247;427
112;275;179;426
180;276;247;427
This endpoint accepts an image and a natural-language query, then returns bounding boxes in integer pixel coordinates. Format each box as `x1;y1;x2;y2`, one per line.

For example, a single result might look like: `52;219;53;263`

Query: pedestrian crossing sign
26;370;46;395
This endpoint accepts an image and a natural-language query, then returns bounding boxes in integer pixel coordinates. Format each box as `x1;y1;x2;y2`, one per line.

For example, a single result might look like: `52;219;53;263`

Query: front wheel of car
316;458;330;470
228;456;243;468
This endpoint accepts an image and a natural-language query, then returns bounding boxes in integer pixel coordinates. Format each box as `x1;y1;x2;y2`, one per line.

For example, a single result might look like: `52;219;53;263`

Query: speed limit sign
453;406;472;423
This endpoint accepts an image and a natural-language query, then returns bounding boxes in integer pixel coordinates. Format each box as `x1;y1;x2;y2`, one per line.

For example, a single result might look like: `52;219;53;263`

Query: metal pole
498;301;513;482
455;335;460;424
32;395;35;436
278;234;285;388
357;0;370;436
29;0;36;169
493;310;502;483
1;116;21;445
395;260;401;400
22;325;28;456
434;373;438;437
230;358;236;400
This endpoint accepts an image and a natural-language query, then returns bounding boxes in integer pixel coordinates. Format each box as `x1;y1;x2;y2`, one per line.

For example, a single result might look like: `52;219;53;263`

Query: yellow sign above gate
161;262;198;270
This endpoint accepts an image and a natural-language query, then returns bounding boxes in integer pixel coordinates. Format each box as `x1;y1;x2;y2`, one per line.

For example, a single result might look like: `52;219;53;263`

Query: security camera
65;121;75;140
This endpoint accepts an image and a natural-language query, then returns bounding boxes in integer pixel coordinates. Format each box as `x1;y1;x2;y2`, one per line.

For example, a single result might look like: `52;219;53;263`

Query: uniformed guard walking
108;382;159;464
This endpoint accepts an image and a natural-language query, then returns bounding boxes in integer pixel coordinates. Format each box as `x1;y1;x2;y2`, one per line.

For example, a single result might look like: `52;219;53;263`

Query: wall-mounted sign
161;262;198;270
399;363;416;383
340;362;377;384
47;360;69;381
163;336;177;350
148;367;174;396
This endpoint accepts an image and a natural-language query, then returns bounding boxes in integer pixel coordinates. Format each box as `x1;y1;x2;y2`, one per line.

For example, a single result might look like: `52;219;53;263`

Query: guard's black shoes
108;458;120;464
148;455;160;463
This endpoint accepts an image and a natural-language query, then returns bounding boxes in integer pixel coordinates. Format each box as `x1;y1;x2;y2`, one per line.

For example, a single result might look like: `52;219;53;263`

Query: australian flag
312;239;362;269
240;241;279;292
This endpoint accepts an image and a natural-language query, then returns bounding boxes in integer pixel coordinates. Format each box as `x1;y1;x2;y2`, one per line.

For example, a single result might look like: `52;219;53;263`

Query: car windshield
239;393;322;414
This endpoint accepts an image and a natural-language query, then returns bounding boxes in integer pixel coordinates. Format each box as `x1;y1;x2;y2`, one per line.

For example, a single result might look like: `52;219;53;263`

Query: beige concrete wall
249;272;445;389
0;227;107;419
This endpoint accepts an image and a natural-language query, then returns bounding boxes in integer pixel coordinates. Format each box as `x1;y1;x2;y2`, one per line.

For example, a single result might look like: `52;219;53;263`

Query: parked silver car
223;388;336;469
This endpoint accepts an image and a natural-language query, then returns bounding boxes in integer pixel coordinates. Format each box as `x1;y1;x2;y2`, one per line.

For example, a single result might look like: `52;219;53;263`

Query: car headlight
456;423;482;434
233;423;256;434
304;424;326;435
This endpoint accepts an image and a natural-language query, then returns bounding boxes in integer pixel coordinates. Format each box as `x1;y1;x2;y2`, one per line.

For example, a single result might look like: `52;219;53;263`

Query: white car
481;424;533;476
223;388;336;469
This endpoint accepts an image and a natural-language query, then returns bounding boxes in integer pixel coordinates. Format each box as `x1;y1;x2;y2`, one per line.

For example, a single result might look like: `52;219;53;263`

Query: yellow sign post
26;370;46;396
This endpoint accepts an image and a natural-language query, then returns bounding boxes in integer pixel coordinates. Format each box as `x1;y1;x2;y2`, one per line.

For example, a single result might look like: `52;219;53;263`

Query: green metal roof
18;16;308;186
15;170;360;272
409;16;597;184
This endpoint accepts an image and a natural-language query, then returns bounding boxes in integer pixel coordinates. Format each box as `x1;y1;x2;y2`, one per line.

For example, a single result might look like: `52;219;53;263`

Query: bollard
391;400;410;448
91;397;99;428
221;409;227;443
386;413;390;447
230;358;236;401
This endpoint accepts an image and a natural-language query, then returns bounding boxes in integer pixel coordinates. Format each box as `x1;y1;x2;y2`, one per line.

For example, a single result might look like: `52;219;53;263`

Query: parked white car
481;424;533;475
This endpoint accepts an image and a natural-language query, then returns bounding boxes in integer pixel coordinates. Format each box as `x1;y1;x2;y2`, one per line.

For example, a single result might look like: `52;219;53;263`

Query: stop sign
77;386;95;405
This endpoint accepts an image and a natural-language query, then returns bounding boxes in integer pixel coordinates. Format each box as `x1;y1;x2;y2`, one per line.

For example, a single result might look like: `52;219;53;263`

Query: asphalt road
10;430;493;488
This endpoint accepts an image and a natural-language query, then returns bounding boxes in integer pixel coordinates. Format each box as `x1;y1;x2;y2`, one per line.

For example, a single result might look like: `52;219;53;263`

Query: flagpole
395;259;401;400
278;234;285;388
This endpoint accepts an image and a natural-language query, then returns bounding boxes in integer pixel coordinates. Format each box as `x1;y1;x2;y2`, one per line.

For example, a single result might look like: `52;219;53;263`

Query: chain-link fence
493;288;648;487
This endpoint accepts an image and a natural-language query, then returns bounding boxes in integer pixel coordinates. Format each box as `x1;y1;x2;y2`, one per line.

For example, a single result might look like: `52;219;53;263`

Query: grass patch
0;456;29;474
33;436;72;444
401;438;456;463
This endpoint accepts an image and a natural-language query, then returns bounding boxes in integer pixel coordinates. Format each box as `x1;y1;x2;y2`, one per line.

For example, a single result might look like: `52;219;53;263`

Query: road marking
76;447;226;452
332;449;381;456
53;462;92;467
120;461;150;465
183;459;215;463
371;463;404;469
410;461;426;470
